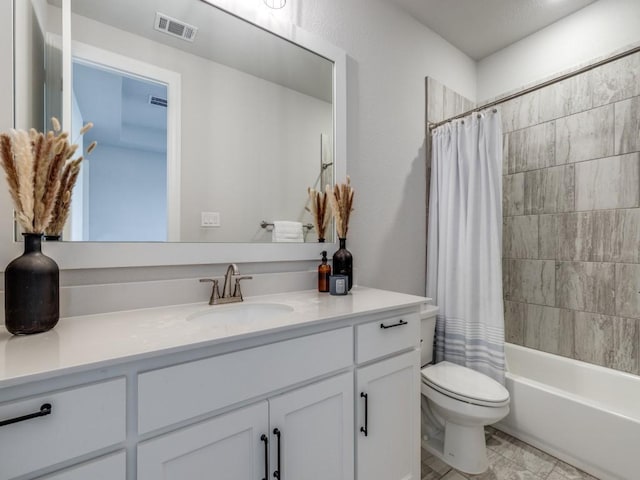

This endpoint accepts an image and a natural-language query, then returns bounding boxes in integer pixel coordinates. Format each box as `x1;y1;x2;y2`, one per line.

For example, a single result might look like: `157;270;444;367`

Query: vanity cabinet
0;378;126;480
355;314;421;480
0;288;426;480
35;452;127;480
138;373;353;480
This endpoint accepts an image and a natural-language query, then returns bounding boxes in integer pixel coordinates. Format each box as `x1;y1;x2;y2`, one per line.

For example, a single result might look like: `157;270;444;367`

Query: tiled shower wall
426;52;640;375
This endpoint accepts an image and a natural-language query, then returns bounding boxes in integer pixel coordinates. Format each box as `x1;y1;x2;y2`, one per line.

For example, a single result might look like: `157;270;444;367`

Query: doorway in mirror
72;60;169;241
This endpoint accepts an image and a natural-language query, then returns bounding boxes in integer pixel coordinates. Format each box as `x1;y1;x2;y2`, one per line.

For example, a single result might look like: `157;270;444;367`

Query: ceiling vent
154;12;198;42
149;95;167;108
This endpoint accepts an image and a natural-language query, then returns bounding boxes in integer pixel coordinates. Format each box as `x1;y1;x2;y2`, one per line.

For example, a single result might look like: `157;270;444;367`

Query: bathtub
497;343;640;480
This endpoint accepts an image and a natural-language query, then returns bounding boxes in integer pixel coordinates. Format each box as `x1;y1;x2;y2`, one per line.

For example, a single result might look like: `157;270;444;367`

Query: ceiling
50;0;333;102
386;0;598;60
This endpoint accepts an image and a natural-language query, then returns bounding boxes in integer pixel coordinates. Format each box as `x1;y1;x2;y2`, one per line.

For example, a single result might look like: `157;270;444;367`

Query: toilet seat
421;361;509;408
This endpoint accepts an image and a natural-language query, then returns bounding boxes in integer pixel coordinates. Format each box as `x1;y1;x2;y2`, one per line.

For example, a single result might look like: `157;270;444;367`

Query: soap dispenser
318;251;331;292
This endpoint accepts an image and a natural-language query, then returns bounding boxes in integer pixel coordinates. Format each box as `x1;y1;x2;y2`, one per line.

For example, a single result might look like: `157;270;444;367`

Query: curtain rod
428;44;640;131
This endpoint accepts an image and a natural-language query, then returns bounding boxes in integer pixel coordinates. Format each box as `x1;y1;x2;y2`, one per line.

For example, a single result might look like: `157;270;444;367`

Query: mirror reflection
18;0;335;243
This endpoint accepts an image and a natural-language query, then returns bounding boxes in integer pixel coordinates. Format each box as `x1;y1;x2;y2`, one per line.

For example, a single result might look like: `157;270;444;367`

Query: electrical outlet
201;212;221;227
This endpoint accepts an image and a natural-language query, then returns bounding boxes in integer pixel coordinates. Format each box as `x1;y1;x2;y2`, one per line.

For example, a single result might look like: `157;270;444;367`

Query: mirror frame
2;0;346;269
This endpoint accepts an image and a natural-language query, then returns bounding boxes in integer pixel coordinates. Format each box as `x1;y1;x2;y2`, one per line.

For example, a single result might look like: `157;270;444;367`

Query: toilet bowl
420;307;510;474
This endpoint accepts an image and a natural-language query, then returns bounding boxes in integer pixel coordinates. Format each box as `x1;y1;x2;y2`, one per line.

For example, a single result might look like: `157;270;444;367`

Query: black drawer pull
380;319;407;329
360;392;368;436
260;434;269;480
273;428;281;479
0;403;52;428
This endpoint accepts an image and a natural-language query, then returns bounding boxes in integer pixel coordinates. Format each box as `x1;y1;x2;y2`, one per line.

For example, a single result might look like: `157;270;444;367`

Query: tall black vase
333;238;353;291
5;233;59;335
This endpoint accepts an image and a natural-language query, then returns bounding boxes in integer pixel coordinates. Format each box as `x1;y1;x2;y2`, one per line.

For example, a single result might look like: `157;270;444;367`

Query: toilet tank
420;305;439;367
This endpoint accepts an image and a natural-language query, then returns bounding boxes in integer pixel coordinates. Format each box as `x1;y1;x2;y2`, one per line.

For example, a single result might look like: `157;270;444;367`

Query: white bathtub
497;343;640;480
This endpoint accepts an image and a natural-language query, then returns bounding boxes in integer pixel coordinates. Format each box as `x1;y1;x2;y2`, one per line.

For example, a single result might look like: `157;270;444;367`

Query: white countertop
0;287;431;389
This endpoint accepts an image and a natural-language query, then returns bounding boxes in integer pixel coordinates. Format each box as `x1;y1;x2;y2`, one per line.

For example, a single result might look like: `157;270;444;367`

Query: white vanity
0;287;426;480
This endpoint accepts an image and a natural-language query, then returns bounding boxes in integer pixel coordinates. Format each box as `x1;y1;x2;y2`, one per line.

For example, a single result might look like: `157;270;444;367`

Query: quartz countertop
0;287;432;389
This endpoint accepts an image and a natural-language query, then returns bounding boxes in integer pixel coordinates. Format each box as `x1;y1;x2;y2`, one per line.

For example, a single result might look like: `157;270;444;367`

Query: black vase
5;233;59;335
333;238;353;291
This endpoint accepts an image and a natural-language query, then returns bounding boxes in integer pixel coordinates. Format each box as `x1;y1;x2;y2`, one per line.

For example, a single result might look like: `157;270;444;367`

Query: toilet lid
421;361;509;407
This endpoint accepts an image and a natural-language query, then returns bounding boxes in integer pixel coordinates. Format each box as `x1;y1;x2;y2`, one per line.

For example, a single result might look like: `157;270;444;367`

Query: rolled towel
272;221;304;242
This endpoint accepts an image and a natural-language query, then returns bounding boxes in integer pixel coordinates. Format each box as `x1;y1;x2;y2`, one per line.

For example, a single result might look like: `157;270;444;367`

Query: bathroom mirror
8;0;346;268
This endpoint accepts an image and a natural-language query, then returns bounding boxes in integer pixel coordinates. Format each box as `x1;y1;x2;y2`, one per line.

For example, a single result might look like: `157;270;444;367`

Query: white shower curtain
426;110;505;383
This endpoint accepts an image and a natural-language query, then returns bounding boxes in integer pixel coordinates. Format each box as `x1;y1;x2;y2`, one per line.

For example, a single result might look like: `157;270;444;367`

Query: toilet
420;306;510;474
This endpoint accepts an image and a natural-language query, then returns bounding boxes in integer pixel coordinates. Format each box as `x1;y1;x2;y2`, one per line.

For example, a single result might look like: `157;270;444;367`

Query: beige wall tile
503;216;539;259
524;165;574;214
556;105;614;164
507;259;555;306
507;122;555;172
556;262;615;315
574;312;639;374
539;70;593;122
524;305;574;357
592;52;640;107
615;264;640;319
503;173;524;216
575;153;640;211
504;301;525;345
614;96;640;155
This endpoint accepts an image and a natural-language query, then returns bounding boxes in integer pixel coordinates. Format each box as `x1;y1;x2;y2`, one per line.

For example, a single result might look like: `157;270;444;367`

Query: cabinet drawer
36;451;126;480
138;327;353;434
0;378;126;480
356;313;419;364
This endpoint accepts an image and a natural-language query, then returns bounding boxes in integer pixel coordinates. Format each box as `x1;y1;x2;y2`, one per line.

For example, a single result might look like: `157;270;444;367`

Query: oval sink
187;302;294;327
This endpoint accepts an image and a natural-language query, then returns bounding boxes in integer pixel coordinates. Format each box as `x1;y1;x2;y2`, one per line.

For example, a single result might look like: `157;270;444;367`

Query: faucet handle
233;276;253;300
200;278;221;305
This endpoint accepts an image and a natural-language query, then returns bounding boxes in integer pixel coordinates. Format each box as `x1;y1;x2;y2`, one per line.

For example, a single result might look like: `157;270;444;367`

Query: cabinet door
138;401;269;480
269;372;354;480
356;350;420;480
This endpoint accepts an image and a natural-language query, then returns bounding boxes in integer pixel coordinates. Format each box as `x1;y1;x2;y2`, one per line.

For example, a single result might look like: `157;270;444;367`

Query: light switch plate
201;212;221;227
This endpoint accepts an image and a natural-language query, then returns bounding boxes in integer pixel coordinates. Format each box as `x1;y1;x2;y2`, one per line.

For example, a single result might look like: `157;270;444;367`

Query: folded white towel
272;221;304;243
273;221;302;230
272;222;302;233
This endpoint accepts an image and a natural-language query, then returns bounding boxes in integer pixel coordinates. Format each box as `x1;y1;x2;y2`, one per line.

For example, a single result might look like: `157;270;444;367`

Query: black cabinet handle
260;434;269;480
273;428;281;479
360;392;368;436
380;319;407;329
0;403;52;428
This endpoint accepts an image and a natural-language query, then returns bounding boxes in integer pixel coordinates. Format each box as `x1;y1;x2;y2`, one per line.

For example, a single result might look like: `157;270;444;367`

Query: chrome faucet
200;264;253;305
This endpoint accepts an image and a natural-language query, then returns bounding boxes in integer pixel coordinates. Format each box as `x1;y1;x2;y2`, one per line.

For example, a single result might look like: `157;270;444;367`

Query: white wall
477;0;640;101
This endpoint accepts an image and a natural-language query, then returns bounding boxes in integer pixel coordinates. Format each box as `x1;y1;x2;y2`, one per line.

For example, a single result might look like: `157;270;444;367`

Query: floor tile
423;447;454;475
421;428;603;480
423;464;446;480
550;460;599;480
441;471;468;480
501;437;557;477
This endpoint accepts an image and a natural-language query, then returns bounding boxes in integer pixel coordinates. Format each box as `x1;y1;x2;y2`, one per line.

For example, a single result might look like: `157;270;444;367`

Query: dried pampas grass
0;118;94;235
326;176;354;239
307;187;332;241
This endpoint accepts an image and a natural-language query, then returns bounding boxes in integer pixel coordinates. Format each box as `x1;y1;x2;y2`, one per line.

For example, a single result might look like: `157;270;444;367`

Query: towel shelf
261;221;314;230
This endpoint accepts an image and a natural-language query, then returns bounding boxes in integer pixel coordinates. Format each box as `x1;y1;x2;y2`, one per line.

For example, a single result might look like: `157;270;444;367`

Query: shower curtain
426;110;505;383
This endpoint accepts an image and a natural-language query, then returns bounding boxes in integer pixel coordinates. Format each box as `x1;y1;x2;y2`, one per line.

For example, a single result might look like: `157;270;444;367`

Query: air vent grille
154;12;198;42
149;95;168;108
